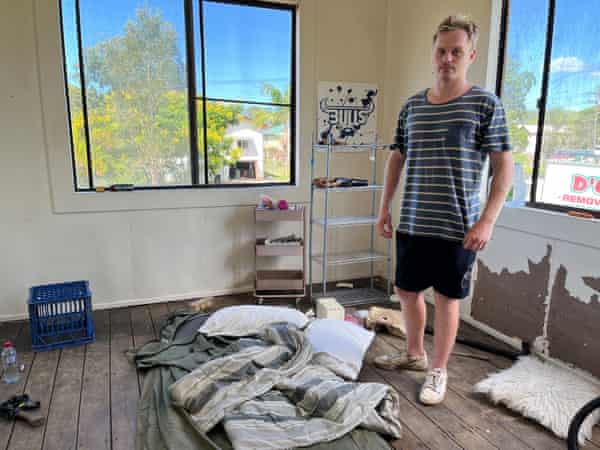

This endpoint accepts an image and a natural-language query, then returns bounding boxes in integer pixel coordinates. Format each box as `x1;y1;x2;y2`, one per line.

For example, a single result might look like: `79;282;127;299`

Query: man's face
432;29;476;83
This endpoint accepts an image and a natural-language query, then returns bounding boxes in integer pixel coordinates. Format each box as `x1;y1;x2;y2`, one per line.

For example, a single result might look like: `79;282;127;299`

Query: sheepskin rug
474;356;600;444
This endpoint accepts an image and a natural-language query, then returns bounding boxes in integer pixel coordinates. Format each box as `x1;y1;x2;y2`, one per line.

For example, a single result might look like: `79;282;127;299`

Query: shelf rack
254;205;306;308
308;136;394;307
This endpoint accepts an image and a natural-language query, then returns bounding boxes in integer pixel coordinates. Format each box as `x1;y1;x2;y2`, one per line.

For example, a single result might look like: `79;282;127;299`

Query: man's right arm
377;151;405;238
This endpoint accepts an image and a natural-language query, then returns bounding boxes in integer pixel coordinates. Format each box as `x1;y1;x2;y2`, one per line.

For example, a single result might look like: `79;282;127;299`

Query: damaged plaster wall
471;229;550;343
546;242;600;376
470;218;600;378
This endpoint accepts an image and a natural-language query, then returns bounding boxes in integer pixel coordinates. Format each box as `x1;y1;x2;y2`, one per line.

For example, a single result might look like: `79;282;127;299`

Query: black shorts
395;231;476;299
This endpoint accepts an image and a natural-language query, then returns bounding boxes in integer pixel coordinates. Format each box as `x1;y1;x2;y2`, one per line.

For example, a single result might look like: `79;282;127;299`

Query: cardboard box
316;297;345;320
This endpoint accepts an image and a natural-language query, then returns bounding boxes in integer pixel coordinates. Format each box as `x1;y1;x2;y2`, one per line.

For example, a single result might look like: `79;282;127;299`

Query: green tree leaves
70;7;243;186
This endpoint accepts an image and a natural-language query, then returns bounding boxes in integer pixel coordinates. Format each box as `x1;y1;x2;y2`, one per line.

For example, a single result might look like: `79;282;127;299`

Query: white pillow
305;318;375;380
198;305;308;337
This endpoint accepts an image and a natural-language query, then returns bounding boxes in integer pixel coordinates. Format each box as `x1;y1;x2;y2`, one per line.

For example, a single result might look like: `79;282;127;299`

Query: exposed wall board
477;227;551;276
547;265;600;377
546;241;600;377
471;231;551;343
549;241;600;305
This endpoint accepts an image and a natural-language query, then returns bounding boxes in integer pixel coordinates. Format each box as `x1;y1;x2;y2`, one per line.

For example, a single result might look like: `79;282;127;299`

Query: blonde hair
433;15;479;49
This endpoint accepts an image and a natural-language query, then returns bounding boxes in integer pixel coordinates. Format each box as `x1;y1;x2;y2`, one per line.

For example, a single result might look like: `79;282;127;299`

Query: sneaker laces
424;368;445;393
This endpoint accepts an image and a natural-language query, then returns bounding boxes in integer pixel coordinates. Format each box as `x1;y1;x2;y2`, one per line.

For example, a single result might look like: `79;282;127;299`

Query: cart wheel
258;297;264;305
567;396;600;449
295;298;301;309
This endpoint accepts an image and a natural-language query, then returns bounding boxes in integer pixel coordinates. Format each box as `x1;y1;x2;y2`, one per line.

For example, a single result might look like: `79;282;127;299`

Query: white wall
374;0;492;307
0;0;390;320
466;2;600;365
15;0;587;328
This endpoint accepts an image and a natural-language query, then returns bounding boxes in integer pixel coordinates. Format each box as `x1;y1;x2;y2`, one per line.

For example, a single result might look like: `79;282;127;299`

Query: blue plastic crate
28;280;95;351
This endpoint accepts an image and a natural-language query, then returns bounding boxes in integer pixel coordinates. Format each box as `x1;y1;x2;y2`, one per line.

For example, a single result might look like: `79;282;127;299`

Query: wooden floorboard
592;428;600;448
2;299;598;449
376;333;542;450
359;365;430;450
365;361;462;449
378;329;600;450
389;330;571;448
450;329;600;450
367;337;499;450
148;303;171;339
78;310;111;450
130;306;155;393
8;345;59;450
109;308;137;450
42;345;85;450
0;320;27;450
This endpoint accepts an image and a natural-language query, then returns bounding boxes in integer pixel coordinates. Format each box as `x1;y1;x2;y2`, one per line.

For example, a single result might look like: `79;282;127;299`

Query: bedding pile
133;308;402;450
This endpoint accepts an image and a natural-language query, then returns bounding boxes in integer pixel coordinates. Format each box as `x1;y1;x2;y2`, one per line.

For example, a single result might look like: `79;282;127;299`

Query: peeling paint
583;277;600;291
547;265;600;377
478;227;550;275
550;241;600;305
471;245;551;343
560;274;600;305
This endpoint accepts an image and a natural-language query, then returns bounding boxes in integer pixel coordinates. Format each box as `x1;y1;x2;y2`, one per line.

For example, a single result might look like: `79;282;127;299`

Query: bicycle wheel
567;396;600;449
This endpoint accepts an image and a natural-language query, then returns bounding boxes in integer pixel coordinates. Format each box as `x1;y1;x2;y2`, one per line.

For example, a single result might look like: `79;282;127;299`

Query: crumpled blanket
169;322;402;450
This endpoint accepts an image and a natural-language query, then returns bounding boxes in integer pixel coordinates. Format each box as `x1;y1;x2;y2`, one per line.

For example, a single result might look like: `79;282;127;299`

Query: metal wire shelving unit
308;136;394;307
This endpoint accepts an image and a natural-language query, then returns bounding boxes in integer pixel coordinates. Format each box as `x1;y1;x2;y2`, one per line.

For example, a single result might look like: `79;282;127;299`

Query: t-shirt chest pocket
444;123;478;149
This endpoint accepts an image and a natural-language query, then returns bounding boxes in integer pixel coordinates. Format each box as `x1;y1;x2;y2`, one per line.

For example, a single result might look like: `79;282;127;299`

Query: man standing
375;15;513;405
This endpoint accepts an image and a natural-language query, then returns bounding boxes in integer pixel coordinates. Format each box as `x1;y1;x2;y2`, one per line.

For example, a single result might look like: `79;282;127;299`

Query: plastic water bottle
2;341;19;384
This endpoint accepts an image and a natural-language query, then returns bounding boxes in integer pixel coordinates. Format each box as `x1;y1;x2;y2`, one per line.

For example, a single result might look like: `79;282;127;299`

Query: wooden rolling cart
254;205;306;307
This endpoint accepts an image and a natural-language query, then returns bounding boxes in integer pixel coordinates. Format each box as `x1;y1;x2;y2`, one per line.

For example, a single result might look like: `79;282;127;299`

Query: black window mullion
289;6;296;185
495;0;509;98
184;0;200;185
530;0;556;204
207;0;293;12
198;0;210;184
75;0;94;190
199;0;296;186
64;0;296;190
58;0;80;190
198;97;292;108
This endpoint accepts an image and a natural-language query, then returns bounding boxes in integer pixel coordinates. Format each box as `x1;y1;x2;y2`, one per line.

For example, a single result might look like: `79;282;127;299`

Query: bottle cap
4;341;12;348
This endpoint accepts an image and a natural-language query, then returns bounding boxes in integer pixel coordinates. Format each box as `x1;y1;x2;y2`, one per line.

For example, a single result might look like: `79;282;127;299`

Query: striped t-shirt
392;86;511;243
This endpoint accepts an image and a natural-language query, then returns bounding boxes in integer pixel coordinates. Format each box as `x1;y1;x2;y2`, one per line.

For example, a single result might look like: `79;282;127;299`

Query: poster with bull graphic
317;82;378;145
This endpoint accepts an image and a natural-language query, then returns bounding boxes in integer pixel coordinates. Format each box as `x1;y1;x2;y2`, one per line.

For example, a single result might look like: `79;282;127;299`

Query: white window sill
497;203;600;249
50;184;308;213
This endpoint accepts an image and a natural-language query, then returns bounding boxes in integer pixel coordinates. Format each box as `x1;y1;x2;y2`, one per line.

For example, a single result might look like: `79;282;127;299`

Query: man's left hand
463;219;494;251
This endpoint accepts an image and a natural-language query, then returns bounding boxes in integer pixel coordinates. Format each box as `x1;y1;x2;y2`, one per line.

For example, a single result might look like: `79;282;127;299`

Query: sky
61;0;293;104
61;0;600;112
507;0;600;111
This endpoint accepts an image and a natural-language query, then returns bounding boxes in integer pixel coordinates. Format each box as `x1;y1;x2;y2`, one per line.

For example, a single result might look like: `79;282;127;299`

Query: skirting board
0;274;380;323
0;285;253;323
461;315;523;351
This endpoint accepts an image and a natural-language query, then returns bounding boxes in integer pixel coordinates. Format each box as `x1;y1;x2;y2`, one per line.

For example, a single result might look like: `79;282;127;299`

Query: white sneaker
419;368;448;405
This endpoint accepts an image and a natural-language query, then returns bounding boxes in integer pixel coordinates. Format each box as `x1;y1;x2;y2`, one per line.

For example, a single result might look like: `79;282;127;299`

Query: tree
85;9;184;93
249;84;290;130
247;83;291;180
202;102;242;180
542;107;596;156
503;58;535;152
70;7;244;185
79;8;189;185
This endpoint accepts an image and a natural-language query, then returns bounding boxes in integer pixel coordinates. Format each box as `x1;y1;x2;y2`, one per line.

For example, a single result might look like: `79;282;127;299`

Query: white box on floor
316;297;345;320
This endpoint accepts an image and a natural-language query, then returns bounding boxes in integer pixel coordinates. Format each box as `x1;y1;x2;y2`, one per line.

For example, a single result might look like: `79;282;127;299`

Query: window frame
496;0;600;219
60;0;297;192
